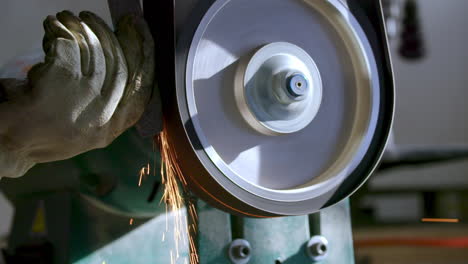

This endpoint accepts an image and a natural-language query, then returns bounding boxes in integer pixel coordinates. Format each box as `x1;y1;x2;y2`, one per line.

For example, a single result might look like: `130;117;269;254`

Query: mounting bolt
286;73;309;99
306;236;328;262
228;239;252;264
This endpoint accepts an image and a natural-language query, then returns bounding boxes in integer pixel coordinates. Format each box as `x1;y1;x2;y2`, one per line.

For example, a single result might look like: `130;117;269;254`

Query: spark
138;172;143;187
129;218;134;225
158;122;199;264
138;163;151;187
421;218;459;223
187;199;199;264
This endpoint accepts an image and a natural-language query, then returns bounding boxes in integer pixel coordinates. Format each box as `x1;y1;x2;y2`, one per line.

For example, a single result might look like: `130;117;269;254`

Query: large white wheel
165;0;394;217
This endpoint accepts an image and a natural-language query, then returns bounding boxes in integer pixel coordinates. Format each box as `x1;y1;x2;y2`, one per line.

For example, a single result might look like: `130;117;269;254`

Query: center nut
235;42;323;135
286;73;309;98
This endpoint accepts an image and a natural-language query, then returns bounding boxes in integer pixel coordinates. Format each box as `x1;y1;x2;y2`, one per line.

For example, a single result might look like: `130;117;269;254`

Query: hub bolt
286;73;309;99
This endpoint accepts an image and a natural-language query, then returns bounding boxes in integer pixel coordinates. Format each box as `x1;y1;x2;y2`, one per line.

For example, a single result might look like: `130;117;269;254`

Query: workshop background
1;0;468;264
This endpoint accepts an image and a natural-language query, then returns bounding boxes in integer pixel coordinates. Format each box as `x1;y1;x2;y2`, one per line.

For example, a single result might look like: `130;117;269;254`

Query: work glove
0;11;155;179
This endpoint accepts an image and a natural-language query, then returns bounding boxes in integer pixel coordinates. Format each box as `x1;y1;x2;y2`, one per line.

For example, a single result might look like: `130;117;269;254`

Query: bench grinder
2;0;394;263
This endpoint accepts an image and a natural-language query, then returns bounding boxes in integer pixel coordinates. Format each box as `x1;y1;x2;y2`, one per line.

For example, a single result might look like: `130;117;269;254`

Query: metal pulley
157;0;394;217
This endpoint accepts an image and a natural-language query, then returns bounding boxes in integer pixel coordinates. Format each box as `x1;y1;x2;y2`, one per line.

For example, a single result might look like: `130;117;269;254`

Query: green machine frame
2;130;354;264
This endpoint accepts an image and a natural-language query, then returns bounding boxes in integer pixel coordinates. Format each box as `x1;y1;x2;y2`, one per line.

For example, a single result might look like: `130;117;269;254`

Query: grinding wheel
164;0;394;217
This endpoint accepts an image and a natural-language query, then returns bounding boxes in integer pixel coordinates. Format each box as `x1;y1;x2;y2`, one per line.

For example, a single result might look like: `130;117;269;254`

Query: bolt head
286;73;309;98
306;236;329;262
228;239;252;264
310;242;327;256
235;245;250;258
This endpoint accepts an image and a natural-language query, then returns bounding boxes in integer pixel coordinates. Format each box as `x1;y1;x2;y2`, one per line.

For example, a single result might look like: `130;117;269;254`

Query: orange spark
138;169;144;187
138;163;151;187
129;218;134;225
158;122;199;264
422;218;459;223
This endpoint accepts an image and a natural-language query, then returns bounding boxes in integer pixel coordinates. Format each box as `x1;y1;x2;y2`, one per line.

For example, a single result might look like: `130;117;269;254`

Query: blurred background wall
0;1;111;64
373;0;468;190
354;1;468;263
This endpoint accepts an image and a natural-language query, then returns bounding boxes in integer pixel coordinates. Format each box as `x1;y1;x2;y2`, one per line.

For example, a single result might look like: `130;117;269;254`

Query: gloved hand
0;11;155;178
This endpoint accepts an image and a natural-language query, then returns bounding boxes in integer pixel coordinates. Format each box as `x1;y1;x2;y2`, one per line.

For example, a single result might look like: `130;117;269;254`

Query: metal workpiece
167;0;393;217
228;239;252;264
306;236;329;262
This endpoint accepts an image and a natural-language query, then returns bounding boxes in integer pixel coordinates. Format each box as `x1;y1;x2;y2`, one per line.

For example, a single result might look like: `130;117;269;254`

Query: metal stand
4;192;354;264
196;199;354;264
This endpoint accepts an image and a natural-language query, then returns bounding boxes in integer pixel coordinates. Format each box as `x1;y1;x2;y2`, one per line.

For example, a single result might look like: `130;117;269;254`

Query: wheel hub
235;42;323;135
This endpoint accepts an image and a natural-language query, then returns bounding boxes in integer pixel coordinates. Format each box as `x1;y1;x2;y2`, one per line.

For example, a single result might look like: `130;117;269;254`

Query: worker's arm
0;11;155;179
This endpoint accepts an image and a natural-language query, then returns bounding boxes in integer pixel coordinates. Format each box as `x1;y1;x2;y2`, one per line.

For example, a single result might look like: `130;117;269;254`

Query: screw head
311;242;327;256
228;239;252;264
286;73;309;98
235;245;250;258
306;236;329;262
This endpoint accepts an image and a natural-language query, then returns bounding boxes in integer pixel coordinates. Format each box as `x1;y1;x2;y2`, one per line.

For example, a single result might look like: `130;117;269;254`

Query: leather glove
0;11;155;178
